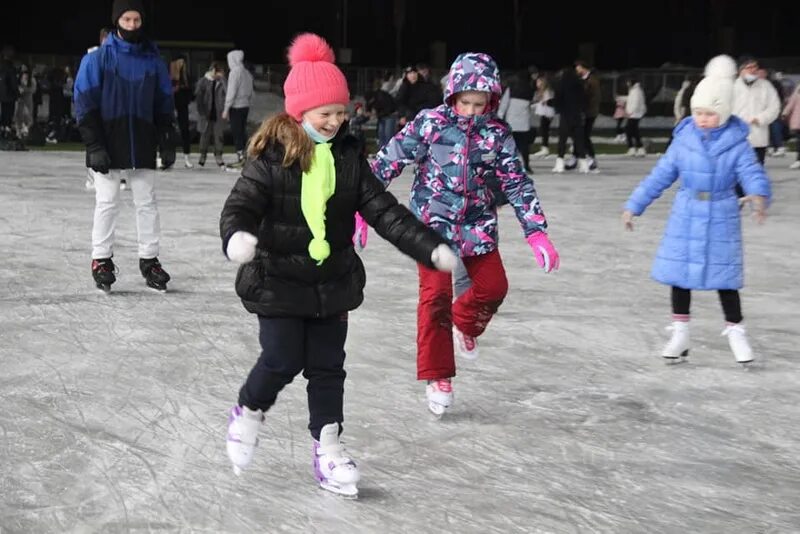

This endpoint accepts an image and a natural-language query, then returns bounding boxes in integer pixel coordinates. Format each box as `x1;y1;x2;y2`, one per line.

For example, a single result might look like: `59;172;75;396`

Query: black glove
87;147;111;174
158;128;176;169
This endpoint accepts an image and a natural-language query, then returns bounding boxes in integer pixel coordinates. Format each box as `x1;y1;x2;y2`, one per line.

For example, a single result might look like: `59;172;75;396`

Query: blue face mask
302;120;336;143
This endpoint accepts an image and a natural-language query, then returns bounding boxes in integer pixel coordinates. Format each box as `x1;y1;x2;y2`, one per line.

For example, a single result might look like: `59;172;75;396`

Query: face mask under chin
302;120;336;143
118;27;143;43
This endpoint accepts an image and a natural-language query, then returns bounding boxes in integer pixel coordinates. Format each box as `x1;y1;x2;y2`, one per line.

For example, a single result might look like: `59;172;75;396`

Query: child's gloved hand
526;232;560;273
226;231;258;264
431;244;457;272
622;210;635;231
738;195;767;224
353;213;368;252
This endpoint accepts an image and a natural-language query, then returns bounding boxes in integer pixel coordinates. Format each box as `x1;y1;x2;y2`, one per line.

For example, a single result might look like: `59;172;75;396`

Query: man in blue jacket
74;0;176;292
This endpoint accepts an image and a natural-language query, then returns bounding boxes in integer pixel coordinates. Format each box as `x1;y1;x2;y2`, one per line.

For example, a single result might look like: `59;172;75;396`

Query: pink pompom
287;33;335;66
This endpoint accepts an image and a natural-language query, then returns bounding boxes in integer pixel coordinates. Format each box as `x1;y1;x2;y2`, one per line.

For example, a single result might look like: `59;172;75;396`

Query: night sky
2;0;796;70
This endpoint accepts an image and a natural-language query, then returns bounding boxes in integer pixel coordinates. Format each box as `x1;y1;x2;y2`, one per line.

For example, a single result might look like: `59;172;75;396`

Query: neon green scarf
301;142;336;265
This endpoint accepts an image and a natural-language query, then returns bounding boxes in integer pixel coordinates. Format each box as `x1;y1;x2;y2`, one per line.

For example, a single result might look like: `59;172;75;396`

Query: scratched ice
0;151;798;533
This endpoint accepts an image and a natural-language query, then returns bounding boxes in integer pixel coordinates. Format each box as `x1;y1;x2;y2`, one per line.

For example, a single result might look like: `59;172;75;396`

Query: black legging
538;116;552;148
615;118;625;136
626;118;642;148
584;115;596;158
557;116;586;158
512;130;532;171
671;286;743;324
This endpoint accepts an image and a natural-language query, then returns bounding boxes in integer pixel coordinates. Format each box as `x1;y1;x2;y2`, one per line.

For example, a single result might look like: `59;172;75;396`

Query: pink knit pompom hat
283;33;350;121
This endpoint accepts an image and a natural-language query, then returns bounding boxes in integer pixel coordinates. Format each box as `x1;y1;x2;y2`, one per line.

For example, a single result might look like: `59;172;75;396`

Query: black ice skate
139;257;171;292
92;258;117;293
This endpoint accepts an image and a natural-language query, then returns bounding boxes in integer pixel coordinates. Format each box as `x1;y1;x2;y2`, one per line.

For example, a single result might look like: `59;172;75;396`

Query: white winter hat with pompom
690;55;737;125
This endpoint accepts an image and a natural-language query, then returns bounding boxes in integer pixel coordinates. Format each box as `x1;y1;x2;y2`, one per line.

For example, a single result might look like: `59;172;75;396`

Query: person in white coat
732;56;780;166
498;70;535;173
222;49;254;165
624;77;647;156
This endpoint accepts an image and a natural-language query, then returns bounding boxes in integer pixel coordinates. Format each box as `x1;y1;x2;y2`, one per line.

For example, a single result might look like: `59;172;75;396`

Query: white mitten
431;244;457;272
227;231;258;264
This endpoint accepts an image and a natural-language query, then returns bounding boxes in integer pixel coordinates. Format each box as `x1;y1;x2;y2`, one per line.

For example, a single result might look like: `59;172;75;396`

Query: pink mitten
526;232;560;273
353;212;368;252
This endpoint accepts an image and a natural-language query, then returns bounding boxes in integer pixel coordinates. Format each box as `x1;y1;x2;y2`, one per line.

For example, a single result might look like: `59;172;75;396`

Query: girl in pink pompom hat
219;33;457;497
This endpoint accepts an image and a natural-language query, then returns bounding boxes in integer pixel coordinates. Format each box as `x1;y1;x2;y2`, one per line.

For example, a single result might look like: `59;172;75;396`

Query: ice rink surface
0;151;798;533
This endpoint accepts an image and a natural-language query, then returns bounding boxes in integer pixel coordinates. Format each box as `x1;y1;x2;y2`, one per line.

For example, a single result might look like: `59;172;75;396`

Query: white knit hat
690;55;737;125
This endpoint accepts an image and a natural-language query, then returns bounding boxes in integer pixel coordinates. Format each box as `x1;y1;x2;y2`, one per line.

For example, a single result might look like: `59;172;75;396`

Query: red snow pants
416;249;508;380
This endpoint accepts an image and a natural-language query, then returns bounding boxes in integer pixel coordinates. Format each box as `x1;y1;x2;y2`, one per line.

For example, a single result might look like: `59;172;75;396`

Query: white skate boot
721;323;754;365
552;157;565;173
226;405;264;475
453;327;479;360
578;158;591;174
662;321;690;362
184;154;194;168
636;147;647;157
626;147;637;156
533;146;549;158
789;160;800;170
313;423;360;498
426;378;454;417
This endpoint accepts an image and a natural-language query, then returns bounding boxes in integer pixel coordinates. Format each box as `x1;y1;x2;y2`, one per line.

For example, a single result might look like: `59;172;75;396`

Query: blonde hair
247;112;315;171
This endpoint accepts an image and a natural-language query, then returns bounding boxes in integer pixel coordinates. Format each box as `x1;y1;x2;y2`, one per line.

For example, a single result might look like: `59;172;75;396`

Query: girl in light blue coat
622;55;771;365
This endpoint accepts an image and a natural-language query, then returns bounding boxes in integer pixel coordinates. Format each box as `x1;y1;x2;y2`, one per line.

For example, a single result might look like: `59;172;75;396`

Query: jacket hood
227;50;244;69
443;52;502;112
675;114;750;155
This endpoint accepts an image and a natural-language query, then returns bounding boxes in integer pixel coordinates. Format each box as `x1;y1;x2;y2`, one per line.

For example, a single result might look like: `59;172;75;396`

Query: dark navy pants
239;314;348;440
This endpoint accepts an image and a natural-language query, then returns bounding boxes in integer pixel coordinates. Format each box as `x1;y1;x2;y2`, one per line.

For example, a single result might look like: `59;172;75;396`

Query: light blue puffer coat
625;116;771;290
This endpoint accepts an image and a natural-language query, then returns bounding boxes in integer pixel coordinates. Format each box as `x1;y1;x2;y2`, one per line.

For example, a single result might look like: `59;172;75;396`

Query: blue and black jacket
74;33;174;170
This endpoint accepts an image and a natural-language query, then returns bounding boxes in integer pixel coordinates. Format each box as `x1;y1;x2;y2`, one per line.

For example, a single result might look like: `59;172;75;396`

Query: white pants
91;169;160;259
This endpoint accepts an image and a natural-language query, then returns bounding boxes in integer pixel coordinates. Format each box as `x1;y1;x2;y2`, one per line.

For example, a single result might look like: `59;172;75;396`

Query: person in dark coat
74;0;177;292
551;67;588;173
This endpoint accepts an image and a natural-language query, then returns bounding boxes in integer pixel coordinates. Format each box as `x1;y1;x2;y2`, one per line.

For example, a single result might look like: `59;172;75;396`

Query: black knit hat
111;0;144;25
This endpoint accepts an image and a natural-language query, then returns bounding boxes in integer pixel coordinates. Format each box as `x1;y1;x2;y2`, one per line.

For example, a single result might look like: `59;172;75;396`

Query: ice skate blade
319;481;358;499
146;284;168;294
95;284;112;294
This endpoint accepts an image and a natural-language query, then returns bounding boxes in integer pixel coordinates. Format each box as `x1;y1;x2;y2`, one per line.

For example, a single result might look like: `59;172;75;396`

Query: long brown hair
247;112;315;171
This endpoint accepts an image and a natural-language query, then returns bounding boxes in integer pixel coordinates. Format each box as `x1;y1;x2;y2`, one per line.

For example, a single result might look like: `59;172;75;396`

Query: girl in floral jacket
369;51;560;416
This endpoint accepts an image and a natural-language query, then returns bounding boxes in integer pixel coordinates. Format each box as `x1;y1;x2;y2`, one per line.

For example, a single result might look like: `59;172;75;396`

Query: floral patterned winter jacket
370;52;549;257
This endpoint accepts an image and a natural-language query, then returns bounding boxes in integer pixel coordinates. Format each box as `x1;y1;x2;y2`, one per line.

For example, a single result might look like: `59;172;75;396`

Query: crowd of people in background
2;37;799;173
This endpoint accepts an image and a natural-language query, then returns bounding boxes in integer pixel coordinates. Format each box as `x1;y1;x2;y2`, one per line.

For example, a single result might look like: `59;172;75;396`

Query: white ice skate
184;154;194;168
774;147;786;157
662;321;690;362
426;378;454;417
578;158;591;174
313;423;360;498
533;146;549;158
226;405;264;475
552;157;565;173
721;323;754;365
789;161;800;170
626;147;637;156
454;327;479;360
635;147;647;157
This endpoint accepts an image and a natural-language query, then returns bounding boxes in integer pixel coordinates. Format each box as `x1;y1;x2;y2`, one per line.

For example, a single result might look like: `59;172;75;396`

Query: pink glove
353;212;368;252
526;232;560;273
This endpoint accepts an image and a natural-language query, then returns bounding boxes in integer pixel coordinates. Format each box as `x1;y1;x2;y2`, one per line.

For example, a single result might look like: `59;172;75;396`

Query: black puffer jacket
219;132;447;318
